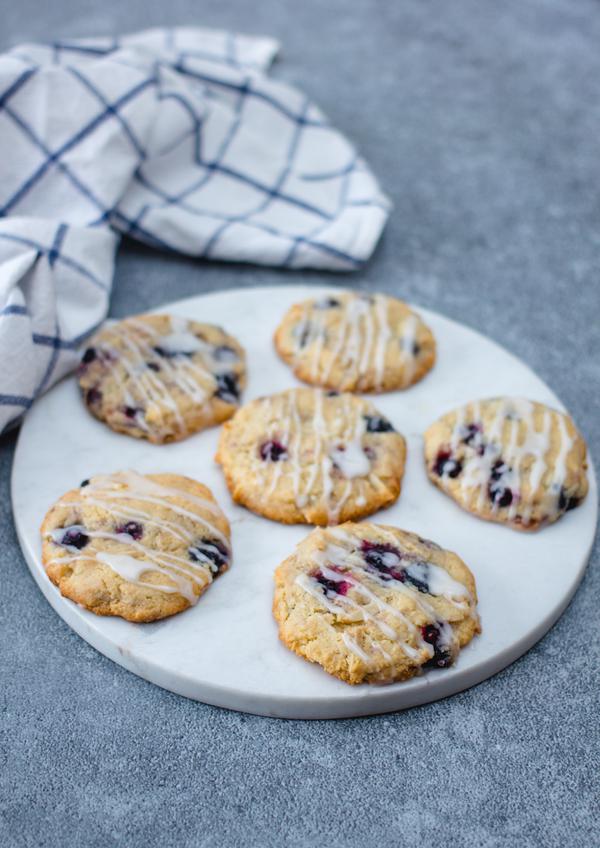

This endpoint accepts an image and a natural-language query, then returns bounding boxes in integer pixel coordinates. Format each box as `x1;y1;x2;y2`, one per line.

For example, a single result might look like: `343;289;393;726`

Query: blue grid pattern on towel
0;27;390;430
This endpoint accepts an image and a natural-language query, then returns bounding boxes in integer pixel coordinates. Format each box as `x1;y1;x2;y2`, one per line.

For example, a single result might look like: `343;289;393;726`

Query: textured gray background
1;1;599;846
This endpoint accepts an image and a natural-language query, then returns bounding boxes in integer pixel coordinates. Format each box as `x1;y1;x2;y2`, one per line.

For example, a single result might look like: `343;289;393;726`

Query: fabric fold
0;26;390;431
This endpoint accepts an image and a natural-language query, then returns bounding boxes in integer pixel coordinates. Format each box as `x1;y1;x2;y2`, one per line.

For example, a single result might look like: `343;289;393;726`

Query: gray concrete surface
1;1;599;846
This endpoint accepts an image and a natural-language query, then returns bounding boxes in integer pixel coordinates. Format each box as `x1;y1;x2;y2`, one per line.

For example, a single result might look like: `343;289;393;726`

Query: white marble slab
11;285;598;718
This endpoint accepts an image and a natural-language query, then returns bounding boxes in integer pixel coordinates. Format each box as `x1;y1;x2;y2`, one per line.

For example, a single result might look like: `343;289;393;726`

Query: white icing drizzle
256;390;377;524
296;527;476;668
93;316;239;439
46;471;228;604
293;294;422;388
442;398;576;525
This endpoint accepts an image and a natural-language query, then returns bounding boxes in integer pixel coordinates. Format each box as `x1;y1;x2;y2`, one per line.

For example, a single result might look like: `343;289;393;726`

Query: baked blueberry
364;415;395;433
59;526;89;550
433;450;462;478
86;388;102;406
421;623;453;669
115;521;143;540
189;538;229;574
214;373;240;404
488;460;513;507
312;568;351;596
260;440;288;462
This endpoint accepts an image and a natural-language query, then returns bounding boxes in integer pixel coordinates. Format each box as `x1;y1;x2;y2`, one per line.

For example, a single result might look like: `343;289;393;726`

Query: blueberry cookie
78;314;246;443
424;397;589;531
274;292;435;393
215;388;406;525
273;523;480;684
41;471;231;622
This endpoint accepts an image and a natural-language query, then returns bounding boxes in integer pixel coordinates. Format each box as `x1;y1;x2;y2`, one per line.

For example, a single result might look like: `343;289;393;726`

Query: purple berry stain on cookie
312;569;351;596
421;623;453;669
433;449;463;478
189;539;229;575
260;440;288;462
488;460;513;508
364;415;396;433
215;372;240;404
59;526;89;550
115;521;143;540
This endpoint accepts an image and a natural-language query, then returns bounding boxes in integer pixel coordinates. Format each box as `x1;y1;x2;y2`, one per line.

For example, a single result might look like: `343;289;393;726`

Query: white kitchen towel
0;27;390;431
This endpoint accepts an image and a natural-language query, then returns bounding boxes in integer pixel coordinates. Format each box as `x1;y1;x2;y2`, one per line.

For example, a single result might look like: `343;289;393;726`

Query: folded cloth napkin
0;26;390;432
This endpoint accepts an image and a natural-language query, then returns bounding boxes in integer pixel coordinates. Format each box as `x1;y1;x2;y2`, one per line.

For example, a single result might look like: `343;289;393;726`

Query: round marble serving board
12;285;597;719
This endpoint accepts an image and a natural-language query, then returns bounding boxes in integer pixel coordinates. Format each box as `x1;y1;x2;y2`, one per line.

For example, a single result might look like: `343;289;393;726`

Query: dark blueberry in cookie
295;322;312;349
461;423;481;445
80;479;90;488
402;562;431;594
86;387;102;406
81;347;96;364
364;415;395;433
213;345;238;363
153;344;197;359
314;297;341;309
123;405;143;420
421;623;453;669
115;521;143;540
558;488;580;512
412;342;421;356
326;390;340;397
361;541;401;575
59;526;89;550
433;450;462;478
488;460;513;507
312;569;351;596
147;361;161;372
362;542;430;592
189;539;229;574
214;373;240;404
260;440;288;462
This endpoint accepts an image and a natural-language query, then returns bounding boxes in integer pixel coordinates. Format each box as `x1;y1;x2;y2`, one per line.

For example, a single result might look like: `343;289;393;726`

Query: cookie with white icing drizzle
41;471;231;622
424;397;589;531
273;523;480;685
78;314;246;443
274;291;435;392
216;388;406;525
